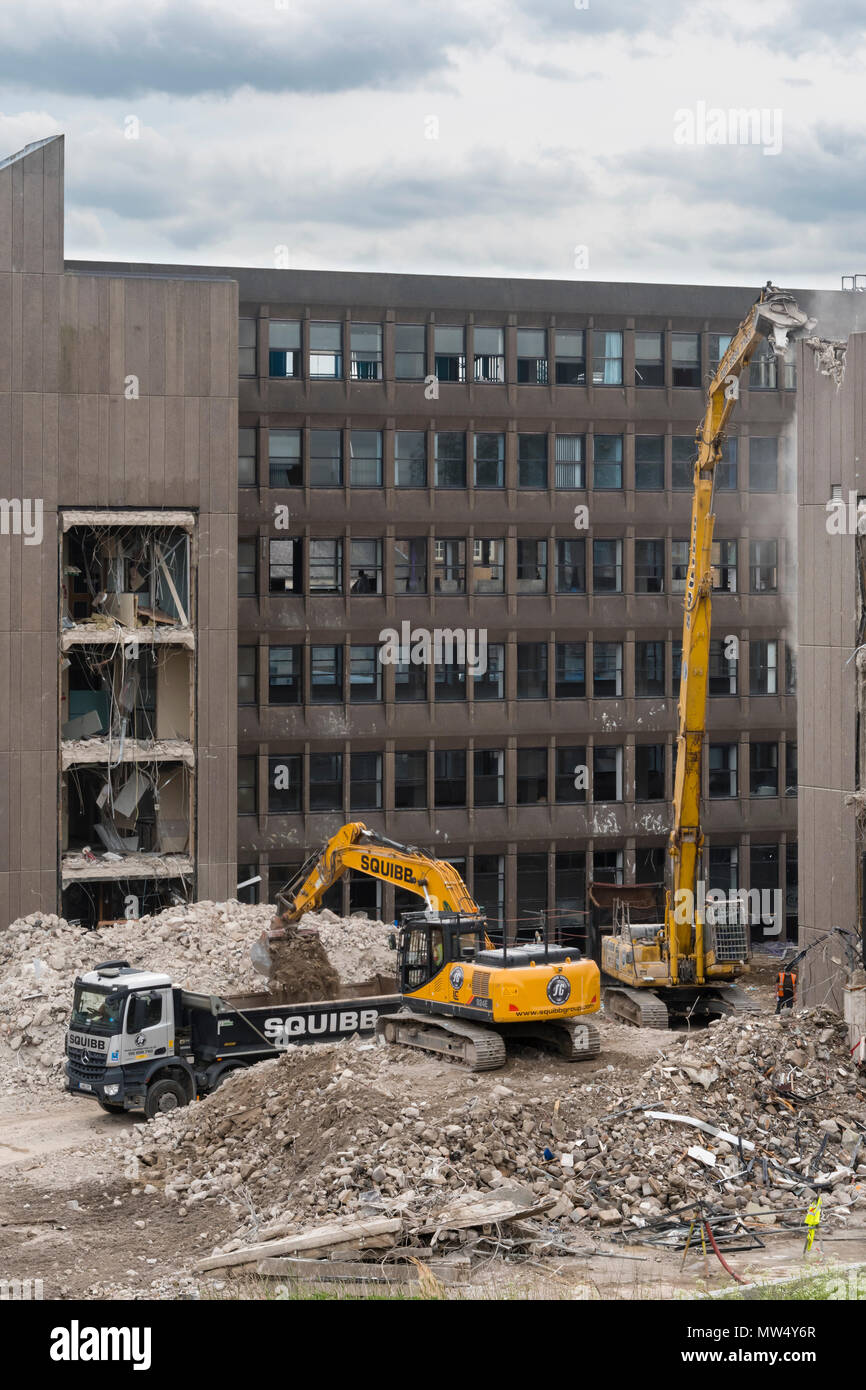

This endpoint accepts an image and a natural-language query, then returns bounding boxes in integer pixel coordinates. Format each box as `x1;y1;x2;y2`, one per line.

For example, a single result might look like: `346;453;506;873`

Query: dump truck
65;958;402;1119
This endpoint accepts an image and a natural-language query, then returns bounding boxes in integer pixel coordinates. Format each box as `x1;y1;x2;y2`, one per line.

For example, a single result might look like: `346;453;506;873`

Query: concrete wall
797;334;865;1007
0;136;238;923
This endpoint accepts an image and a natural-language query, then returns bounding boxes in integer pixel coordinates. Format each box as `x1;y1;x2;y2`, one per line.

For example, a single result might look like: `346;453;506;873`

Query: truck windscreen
71;985;126;1031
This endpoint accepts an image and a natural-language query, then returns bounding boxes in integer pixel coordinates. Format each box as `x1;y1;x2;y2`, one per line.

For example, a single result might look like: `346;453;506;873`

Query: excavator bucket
754;285;816;355
250;931;273;977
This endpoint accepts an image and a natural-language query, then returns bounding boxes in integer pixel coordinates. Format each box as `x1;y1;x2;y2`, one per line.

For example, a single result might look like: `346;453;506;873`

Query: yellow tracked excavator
601;283;816;1027
256;821;602;1070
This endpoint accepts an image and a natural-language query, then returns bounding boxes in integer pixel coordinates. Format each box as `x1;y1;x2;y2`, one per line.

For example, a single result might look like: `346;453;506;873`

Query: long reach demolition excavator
600;283;816;1027
261;822;602;1069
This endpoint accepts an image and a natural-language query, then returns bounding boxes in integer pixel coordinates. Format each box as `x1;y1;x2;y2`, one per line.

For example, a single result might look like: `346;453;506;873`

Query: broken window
709;743;737;798
269;320;302;378
517;748;548;804
64;763;192;858
635;744;664;801
474;327;505;383
395;431;427;487
474;750;504;806
395;324;426;380
517;328;548;385
474;433;505;489
269;646;302;704
434;327;466;383
593;641;623;697
635;331;664;387
310;322;342;379
350;324;382;381
555;642;586;697
269;429;302;488
268;755;302;813
63;523;192;628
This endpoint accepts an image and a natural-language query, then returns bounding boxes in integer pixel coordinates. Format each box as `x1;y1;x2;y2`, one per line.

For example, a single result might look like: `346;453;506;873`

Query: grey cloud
0;1;480;99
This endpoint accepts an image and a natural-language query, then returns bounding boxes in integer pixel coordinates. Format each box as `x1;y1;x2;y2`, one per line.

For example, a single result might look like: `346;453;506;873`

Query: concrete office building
2;131;825;941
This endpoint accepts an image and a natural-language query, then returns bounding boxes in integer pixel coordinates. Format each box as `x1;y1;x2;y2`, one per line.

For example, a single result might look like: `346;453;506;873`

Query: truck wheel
144;1079;189;1120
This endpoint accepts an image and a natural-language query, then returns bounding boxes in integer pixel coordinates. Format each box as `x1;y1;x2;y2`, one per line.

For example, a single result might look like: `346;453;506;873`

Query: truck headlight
103;1084;120;1097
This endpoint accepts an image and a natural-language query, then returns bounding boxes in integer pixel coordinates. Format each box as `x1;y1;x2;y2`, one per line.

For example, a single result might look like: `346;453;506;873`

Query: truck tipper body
65;960;400;1119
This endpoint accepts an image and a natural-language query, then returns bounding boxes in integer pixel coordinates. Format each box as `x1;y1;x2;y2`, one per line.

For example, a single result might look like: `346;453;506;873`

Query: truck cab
65;959;191;1118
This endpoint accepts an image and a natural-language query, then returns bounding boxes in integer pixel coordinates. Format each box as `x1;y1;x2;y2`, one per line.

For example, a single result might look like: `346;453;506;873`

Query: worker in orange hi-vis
803;1195;823;1256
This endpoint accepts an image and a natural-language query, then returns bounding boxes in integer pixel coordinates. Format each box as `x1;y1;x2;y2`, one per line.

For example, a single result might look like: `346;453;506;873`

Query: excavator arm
667;284;815;982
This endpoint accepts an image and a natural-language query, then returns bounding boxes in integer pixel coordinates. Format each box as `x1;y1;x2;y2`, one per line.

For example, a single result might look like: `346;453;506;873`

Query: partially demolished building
0;136;237;925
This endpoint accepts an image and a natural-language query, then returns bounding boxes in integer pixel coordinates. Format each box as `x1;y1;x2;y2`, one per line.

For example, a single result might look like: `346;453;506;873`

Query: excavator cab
397;910;487;992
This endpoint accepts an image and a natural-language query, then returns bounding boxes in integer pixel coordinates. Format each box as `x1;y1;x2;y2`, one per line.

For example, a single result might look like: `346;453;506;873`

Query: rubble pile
122;1005;866;1273
295;909;396;983
267;924;342;1002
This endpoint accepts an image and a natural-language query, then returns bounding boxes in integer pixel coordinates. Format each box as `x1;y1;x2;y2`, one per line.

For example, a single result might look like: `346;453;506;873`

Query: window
716;437;738;490
238;539;257;596
635;640;664;696
349;539;382;595
555;330;585;384
350;323;382;381
712;539;737;593
593;641;623;697
239;427;257;486
474;854;505;930
786;645;797;695
555;642;586;697
749;338;777;390
310;646;343;703
593;746;623;801
435;431;466;488
434;326;465;383
395;324;426;380
239;317;257;376
750;844;780;934
268;538;302;593
709;744;737;798
350;752;382;809
309;539;342;592
350;430;382;487
268;755;302;813
269;320;301;378
750;539;777;593
516;539;547;593
593;434;623;489
556;747;587;803
750;638;778;695
237;756;257;814
269;429;301;487
708;845;738;896
474;539;504;593
474;643;504;700
395;660;427;702
635;539;664;593
751;741;779;797
671;539;689;593
395;430;426;487
786;741;798;796
474;327;504;383
671;332;700;387
672;436;694;490
517;642;547;699
517;748;548;804
635;331;664;387
474;433;504;488
555;851;587;941
516;853;548;925
393;538;427;594
310;429;342;486
636;745;664;801
433;539;466;593
269;646;302;704
310;322;342;379
592;330;623;385
710;639;738;695
435;656;466;701
435;750;466;806
554;434;584;489
238;646;257;704
518;434;547;488
556;539;586;593
635;436;664;490
395;751;426;808
310;752;343;811
517;328;547;384
749;437;778;492
672;639;682;698
709;333;733;376
593;848;623;884
474;750;504;806
593;538;622;593
349;645;382;702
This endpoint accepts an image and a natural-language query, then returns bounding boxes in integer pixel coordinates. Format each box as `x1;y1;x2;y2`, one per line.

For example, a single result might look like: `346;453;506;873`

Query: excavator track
710;984;761;1016
604;986;670;1030
376;1010;507;1071
502;1017;602;1060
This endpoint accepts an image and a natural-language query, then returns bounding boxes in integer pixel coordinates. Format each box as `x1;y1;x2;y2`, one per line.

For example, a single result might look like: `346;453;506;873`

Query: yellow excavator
601;283;816;1027
259;821;601;1070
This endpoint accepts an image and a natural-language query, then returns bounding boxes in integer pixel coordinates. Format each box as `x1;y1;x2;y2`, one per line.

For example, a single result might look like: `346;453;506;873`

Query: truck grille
67;1047;108;1085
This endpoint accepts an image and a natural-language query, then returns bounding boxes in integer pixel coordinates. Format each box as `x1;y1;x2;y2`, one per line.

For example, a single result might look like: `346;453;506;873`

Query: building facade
2;132;826;940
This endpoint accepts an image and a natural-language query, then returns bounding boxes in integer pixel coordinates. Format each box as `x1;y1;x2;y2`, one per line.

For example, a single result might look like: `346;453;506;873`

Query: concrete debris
804;335;847;387
116;1004;866;1273
0;903;394;1091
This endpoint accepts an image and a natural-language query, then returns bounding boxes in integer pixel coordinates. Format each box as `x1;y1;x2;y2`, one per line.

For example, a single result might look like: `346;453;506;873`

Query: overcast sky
2;0;864;286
